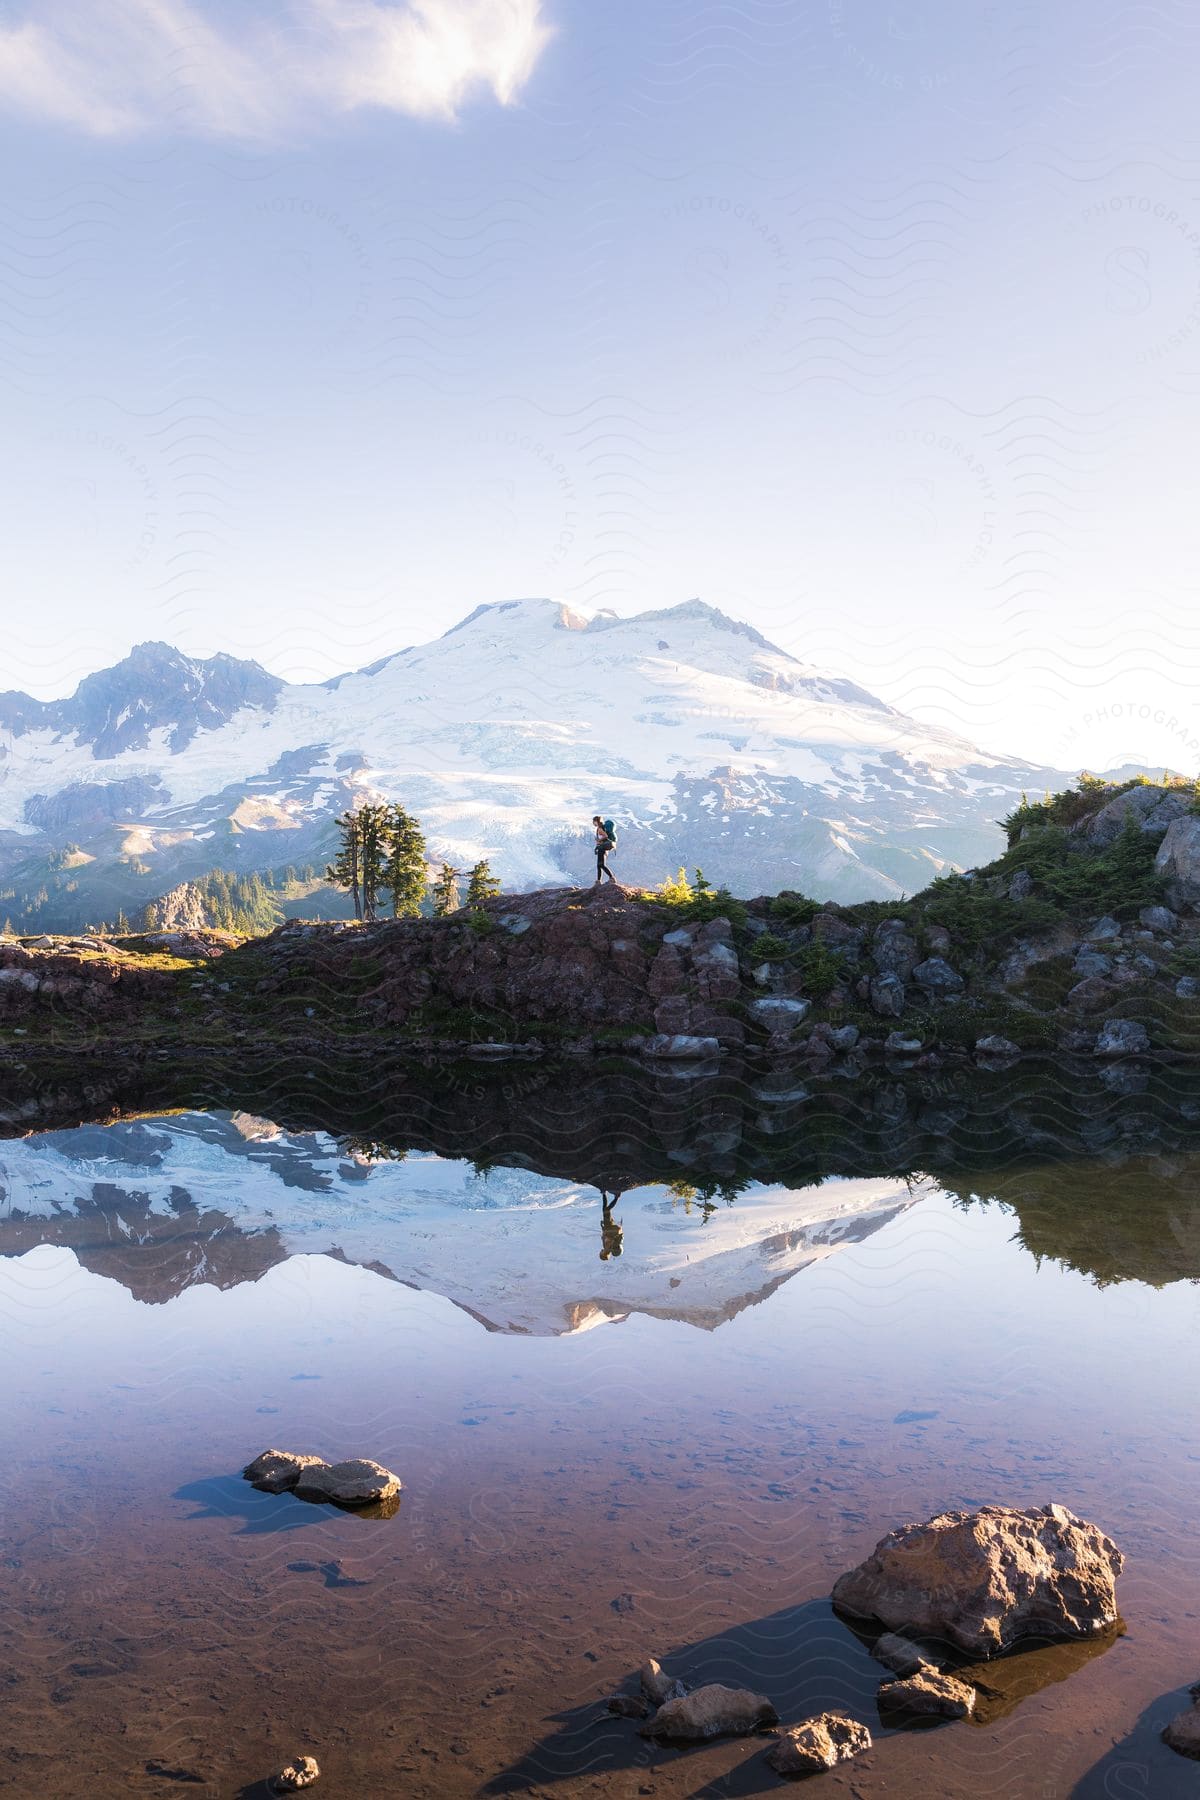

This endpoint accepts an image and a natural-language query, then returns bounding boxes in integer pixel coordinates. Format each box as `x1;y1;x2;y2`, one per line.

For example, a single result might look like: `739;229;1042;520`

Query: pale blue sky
3;0;1200;771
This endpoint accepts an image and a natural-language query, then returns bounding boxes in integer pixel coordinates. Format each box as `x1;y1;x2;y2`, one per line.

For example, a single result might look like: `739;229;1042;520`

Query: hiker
599;1190;624;1260
593;813;617;884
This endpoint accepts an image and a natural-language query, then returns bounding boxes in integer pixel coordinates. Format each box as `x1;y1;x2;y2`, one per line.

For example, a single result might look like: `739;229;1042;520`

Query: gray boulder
1094;1019;1149;1057
1073;951;1113;979
640;1684;778;1741
1008;869;1034;900
1155;816;1200;909
974;1035;1020;1059
640;1034;720;1060
829;1024;860;1051
766;1713;872;1775
912;956;964;995
1140;904;1178;932
869;973;905;1018
1077;785;1168;845
750;996;810;1032
884;1032;922;1055
1086;915;1123;942
872;922;918;981
1176;976;1200;1000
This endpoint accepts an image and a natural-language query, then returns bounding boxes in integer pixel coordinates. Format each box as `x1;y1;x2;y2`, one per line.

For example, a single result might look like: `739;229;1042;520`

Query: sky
2;0;1200;773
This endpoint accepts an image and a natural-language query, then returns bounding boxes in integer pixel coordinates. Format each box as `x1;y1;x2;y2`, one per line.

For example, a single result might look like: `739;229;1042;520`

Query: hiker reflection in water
599;1189;624;1260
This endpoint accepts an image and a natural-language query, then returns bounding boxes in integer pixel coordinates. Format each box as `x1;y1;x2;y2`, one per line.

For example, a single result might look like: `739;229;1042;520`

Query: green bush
794;940;841;998
769;892;820;928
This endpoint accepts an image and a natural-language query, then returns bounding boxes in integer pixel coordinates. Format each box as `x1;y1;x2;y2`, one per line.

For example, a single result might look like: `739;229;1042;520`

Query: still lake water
1;1074;1198;1799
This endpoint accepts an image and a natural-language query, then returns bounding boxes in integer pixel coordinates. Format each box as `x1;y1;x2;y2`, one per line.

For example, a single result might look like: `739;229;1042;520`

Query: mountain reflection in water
2;1057;1200;1315
3;1055;1200;1798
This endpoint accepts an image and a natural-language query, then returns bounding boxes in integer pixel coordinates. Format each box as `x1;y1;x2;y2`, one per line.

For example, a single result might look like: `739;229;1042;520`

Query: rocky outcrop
1155;817;1200;910
832;1503;1123;1656
640;1684;778;1741
141;882;213;933
766;1713;872;1774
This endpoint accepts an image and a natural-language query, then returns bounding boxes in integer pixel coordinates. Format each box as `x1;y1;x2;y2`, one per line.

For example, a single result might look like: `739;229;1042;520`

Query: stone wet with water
291;1458;402;1506
870;1632;931;1677
766;1712;872;1774
878;1668;976;1721
832;1503;1123;1657
243;1450;402;1508
640;1683;779;1741
242;1449;328;1494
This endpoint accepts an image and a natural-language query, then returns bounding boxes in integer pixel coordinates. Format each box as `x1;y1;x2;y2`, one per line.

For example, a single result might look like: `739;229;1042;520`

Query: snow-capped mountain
0;1110;924;1332
0;598;1065;922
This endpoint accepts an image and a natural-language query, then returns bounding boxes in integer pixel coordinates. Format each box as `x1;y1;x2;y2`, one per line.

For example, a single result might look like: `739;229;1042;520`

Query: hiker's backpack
603;817;617;846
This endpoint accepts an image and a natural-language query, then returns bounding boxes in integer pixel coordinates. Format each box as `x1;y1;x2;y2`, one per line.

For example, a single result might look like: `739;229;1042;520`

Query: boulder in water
243;1449;328;1494
878;1668;976;1721
832;1503;1123;1657
292;1458;402;1506
766;1712;872;1774
640;1684;778;1741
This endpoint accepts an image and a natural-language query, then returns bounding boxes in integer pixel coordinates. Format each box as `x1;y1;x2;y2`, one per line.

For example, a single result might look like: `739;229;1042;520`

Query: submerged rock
292;1458;402;1506
832;1503;1123;1657
870;1632;930;1677
607;1694;651;1719
243;1449;328;1494
878;1668;976;1721
640;1033;720;1060
640;1684;778;1741
974;1034;1019;1060
766;1712;871;1774
271;1755;320;1792
1164;1695;1200;1758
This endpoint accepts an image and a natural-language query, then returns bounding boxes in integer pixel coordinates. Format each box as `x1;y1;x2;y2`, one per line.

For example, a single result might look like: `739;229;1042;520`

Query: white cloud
0;0;553;138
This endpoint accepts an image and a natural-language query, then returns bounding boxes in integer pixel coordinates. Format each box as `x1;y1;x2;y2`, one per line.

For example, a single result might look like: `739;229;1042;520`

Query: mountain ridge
0;595;1074;928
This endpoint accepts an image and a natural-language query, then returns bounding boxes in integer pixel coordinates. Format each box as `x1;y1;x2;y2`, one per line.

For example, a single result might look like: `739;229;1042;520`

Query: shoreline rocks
832;1502;1123;1657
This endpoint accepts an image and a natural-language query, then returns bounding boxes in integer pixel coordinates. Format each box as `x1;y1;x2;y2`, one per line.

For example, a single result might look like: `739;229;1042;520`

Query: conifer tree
357;804;389;922
385;803;428;918
465;859;500;908
326;809;363;919
432;862;461;916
